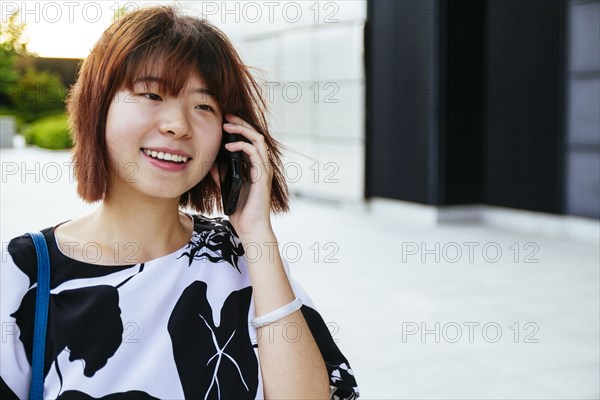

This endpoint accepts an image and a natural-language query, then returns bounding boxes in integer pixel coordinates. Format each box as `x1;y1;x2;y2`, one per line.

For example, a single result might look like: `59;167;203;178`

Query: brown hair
66;5;290;214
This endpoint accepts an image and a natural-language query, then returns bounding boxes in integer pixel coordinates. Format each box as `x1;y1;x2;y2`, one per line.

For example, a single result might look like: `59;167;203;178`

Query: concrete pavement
1;146;599;399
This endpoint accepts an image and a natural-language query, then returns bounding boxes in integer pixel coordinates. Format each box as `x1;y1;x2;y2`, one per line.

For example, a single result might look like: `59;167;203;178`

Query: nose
157;103;192;139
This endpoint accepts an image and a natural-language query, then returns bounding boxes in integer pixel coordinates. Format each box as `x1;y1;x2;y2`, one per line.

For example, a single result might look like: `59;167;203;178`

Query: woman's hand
210;113;274;240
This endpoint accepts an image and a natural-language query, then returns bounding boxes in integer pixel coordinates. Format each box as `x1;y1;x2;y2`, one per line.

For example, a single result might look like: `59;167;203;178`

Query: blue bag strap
27;232;50;400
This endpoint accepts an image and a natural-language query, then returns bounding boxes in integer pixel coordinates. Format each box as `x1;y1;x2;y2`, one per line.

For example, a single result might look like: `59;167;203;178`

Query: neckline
51;212;198;268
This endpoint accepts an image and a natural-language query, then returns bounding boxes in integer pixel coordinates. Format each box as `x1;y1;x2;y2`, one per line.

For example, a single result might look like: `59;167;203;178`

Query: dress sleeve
281;259;361;400
1;235;38;400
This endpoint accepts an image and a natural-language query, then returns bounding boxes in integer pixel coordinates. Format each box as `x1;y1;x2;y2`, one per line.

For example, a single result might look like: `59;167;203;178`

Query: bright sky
0;1;159;58
2;1;241;58
2;0;348;59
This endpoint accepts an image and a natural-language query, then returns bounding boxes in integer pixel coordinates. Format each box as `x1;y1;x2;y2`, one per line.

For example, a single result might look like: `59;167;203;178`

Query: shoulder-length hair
66;5;290;214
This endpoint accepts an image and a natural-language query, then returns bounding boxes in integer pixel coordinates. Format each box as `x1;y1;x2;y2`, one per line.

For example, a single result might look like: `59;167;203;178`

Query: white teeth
143;148;188;163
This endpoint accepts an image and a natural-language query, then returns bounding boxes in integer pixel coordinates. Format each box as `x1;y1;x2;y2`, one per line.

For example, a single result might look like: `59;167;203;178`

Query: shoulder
177;213;246;273
3;227;53;286
190;214;241;240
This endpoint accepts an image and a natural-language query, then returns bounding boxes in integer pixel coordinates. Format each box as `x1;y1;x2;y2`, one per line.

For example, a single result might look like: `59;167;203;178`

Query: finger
224;141;272;183
224;113;253;129
223;122;269;162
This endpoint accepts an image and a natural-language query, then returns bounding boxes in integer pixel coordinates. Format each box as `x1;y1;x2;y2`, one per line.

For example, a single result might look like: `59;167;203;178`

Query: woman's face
104;72;223;201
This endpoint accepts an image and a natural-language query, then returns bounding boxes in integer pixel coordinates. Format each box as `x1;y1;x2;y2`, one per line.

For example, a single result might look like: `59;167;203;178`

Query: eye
142;93;162;101
195;105;214;111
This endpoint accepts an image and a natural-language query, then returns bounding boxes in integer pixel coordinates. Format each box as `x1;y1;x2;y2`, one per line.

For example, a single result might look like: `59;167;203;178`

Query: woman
0;5;359;400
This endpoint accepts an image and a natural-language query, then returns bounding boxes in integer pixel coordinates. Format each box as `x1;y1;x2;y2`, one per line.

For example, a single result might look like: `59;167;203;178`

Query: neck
88;189;194;263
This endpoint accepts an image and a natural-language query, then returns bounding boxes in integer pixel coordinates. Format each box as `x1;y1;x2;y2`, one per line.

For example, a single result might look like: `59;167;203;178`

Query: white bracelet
251;298;303;328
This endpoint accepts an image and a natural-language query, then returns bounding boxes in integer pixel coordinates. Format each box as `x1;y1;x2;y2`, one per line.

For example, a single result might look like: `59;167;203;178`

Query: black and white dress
1;214;359;399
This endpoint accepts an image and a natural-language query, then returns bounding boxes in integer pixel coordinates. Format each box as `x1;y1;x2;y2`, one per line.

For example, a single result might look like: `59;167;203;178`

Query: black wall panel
483;0;567;214
365;0;439;204
439;0;485;205
366;0;570;216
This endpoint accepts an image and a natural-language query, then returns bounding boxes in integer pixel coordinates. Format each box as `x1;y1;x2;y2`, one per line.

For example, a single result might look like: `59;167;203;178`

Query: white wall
183;1;367;203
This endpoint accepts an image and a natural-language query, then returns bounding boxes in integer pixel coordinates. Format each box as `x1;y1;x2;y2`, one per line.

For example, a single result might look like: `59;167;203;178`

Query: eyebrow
132;76;216;99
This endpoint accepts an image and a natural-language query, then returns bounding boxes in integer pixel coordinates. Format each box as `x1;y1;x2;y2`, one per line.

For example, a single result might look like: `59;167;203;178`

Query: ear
210;163;220;190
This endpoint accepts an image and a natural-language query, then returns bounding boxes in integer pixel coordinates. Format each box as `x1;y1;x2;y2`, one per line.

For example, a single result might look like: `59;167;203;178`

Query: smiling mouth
141;148;190;163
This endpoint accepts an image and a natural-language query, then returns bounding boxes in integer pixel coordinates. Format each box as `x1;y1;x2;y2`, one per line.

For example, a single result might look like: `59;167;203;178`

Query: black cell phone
217;131;251;215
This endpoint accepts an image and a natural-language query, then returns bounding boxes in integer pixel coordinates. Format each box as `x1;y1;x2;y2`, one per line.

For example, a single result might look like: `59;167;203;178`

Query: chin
136;186;188;202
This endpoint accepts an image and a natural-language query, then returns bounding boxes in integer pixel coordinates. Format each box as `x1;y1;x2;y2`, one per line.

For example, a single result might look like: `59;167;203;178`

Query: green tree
0;10;28;108
9;67;66;122
1;8;67;124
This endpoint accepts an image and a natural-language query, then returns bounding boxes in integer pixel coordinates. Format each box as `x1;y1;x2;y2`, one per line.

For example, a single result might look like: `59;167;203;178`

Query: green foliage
0;46;19;86
23;114;72;150
8;67;67;123
1;9;66;123
1;10;28;107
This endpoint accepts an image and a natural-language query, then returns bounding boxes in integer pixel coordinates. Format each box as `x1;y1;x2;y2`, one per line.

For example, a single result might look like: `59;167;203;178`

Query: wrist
240;234;284;267
239;228;276;246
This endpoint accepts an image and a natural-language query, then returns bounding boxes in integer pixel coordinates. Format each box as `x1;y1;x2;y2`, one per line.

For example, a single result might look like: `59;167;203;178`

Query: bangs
117;29;224;107
124;56;199;96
